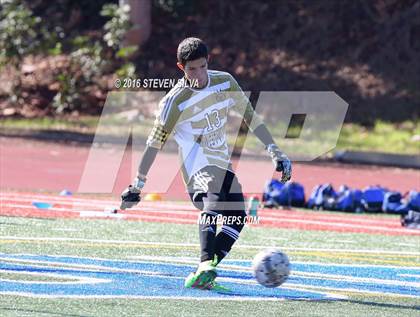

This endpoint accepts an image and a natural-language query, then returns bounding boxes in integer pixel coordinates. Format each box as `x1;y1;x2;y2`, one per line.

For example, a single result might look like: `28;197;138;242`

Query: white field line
396;243;419;247
2;203;416;234
0;269;107;285
51;228;80;232
398;274;420;278
0;256;195;276
2;236;420;257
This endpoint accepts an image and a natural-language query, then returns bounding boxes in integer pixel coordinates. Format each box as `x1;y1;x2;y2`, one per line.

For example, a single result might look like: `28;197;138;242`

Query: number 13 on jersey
205;110;221;132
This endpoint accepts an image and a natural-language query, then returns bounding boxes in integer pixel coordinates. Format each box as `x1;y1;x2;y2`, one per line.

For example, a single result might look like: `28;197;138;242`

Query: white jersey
146;70;263;184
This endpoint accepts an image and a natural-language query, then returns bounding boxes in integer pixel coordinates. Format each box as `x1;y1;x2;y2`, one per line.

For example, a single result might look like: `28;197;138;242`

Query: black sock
198;211;218;262
214;222;244;264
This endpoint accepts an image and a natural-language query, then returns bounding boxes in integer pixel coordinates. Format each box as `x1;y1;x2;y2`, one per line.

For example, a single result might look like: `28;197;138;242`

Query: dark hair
177;37;208;65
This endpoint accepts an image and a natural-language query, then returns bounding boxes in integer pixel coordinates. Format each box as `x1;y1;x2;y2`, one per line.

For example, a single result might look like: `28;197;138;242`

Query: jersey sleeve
146;93;182;150
228;75;263;132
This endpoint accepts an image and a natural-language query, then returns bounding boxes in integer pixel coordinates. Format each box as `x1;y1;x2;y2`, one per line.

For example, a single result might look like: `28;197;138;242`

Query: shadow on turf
324;299;420;311
0;307;90;317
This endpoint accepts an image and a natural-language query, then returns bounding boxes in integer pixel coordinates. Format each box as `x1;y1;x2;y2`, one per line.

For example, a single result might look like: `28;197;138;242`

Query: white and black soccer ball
252;248;290;288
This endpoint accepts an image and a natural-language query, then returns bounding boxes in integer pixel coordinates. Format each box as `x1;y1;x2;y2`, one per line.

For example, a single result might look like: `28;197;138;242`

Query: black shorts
187;166;246;214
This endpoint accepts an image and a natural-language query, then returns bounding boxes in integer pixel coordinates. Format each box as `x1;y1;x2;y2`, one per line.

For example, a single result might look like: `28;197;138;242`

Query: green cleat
184;259;217;289
207;280;232;293
184;256;231;292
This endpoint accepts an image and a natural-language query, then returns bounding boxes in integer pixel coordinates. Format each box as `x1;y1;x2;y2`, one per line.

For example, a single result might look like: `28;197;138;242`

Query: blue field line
0;253;419;299
225;259;420;282
0;254;337;300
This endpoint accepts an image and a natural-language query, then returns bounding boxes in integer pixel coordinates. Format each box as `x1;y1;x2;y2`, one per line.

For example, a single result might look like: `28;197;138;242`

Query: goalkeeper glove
267;144;292;183
120;176;146;210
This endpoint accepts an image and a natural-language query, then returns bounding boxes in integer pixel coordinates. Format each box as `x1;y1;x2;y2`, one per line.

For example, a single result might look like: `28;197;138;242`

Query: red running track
1;137;419;200
1;192;419;236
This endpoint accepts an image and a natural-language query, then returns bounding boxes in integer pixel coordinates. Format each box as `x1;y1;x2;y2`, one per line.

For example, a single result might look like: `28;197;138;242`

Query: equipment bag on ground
361;186;387;212
307;184;337;210
382;191;406;214
335;185;363;212
263;180;305;208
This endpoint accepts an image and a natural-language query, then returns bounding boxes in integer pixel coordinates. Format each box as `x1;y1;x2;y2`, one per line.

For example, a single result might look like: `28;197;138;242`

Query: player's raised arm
120;93;182;209
228;75;292;183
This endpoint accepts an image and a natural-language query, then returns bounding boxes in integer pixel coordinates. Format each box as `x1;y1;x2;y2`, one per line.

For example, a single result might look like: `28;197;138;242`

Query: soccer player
120;37;292;291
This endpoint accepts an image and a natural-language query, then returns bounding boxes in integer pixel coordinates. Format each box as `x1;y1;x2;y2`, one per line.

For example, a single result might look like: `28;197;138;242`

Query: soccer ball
252;248;290;288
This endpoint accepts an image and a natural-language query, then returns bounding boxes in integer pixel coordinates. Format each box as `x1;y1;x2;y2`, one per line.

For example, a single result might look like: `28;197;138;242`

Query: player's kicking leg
213;170;247;266
185;167;245;291
185;168;230;290
186;210;246;290
214;209;247;265
184;207;232;291
184;209;219;289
